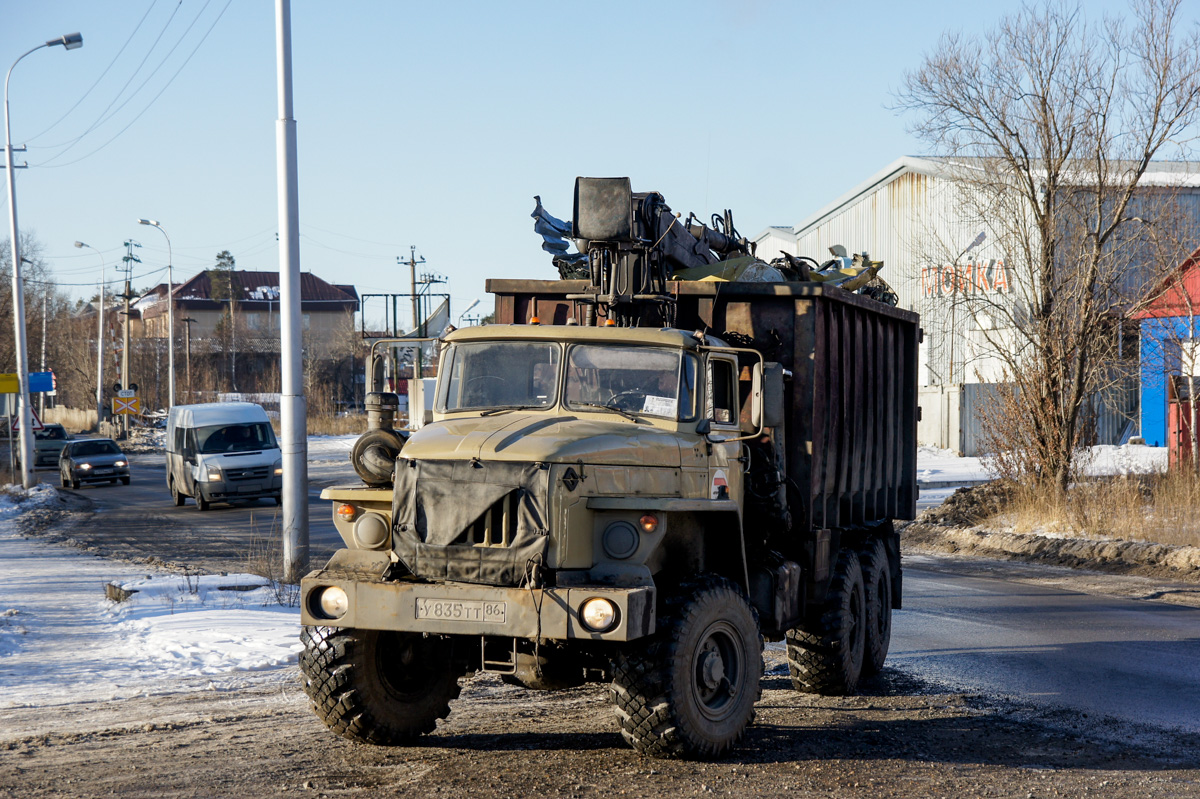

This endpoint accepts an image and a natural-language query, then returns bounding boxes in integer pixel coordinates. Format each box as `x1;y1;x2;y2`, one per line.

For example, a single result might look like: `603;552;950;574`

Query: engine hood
402;412;685;467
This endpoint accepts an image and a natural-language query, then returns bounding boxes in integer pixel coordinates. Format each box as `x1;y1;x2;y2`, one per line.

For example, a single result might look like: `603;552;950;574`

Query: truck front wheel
300;625;461;745
785;548;866;695
611;576;763;759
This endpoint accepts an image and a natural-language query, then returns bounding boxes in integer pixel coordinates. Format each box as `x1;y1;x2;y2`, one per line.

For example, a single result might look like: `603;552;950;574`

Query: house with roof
135;270;358;343
755;156;1200;454
1131;249;1200;451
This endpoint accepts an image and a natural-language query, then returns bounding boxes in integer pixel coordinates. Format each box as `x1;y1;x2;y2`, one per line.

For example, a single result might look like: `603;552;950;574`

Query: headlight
273;459;283;476
602;521;639;560
205;466;222;482
78;463;92;471
114;460;127;467
580;597;618;632
311;586;349;619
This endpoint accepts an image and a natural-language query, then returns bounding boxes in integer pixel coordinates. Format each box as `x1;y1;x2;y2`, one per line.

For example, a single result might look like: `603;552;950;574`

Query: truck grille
226;465;270;482
468;491;519;548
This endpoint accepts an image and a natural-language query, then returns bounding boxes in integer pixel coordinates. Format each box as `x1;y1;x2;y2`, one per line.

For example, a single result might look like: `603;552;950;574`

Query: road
34;456;1200;737
50;453;345;573
891;554;1200;734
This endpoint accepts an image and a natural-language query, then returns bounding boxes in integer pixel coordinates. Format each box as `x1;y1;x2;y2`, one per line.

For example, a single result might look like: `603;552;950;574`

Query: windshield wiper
479;405;545;416
572;402;641;422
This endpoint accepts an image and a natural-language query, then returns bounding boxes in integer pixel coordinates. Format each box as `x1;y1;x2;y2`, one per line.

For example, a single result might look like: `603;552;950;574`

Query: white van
165;402;283;511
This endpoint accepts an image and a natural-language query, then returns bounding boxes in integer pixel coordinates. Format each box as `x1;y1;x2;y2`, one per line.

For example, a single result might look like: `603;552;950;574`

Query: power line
34;0;188;153
25;0;161;145
37;0;233;169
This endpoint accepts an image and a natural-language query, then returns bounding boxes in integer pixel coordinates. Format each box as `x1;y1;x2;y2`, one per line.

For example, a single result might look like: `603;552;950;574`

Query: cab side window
708;359;737;426
173;426;185;454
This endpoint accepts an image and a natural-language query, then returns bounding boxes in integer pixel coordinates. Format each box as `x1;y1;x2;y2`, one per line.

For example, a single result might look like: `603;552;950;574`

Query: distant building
1131;248;1200;448
756;156;1200;454
134;270;358;342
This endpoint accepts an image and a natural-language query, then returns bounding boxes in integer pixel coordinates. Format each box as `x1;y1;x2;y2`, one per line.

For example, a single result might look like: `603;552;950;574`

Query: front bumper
301;553;655;642
199;476;282;502
73;465;130;483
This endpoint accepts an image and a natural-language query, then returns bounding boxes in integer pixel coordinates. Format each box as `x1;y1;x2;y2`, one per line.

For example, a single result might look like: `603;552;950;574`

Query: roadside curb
901;520;1200;587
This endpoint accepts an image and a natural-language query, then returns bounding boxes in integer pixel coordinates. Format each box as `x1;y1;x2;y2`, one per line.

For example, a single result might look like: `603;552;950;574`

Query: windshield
195;422;278;453
72;440;121;457
35;427;67;440
566;345;693;419
440;341;560;411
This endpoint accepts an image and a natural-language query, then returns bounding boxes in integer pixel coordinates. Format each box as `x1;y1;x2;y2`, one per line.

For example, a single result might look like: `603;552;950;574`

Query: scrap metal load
532;177;897;326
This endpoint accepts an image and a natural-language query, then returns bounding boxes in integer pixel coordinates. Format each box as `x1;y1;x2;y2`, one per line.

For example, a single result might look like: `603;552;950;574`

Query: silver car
59;438;130;488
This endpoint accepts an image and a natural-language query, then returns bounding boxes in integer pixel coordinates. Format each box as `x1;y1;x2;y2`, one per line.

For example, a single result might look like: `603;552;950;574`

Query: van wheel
300;626;462;744
611;576;763;759
785;548;866;695
196;493;210;512
859;537;893;676
274;495;282;506
170;478;186;506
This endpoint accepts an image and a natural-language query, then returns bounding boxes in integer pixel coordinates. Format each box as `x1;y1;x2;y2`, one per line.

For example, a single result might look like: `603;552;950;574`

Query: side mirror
696;418;712;436
752;362;786;429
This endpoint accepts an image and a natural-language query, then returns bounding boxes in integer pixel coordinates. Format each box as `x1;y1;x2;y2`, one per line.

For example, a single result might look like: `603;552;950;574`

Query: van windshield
195;422;278;453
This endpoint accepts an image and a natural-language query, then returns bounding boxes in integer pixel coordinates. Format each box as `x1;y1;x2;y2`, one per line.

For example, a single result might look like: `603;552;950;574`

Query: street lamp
138;219;174;409
75;241;106;430
6;32;84;488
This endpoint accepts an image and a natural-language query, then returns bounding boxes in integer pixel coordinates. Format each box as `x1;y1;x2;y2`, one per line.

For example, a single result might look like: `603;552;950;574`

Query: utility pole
120;240;141;437
182;317;196;402
399;247;426;382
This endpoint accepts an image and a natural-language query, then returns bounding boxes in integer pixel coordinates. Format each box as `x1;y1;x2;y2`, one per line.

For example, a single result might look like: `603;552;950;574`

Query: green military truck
299;179;918;758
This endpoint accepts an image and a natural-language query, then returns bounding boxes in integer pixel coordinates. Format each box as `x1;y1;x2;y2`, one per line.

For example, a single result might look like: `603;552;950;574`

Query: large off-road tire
859;536;892;676
611;576;763;759
786;548;865;695
300;625;462;745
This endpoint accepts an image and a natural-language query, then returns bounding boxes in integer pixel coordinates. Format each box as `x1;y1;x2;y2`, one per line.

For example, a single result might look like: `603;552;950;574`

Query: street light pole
75;240;105;430
5;32;83;488
138;219;174;409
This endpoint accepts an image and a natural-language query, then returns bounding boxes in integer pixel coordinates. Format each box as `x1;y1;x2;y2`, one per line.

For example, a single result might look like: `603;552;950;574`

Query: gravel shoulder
4;657;1200;799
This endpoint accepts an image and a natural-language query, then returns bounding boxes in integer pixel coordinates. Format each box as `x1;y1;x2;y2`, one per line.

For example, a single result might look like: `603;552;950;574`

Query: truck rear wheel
300;625;461;745
610;576;763;759
859;537;892;676
786;548;865;695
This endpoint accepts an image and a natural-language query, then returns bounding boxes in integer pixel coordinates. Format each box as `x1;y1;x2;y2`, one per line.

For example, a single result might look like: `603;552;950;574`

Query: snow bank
0;506;299;708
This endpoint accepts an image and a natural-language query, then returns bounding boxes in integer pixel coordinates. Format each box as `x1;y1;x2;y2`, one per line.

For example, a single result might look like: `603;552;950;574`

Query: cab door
705;354;744;503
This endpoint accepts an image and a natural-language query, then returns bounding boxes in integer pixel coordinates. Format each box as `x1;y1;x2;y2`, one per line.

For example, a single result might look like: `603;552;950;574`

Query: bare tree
896;0;1200;491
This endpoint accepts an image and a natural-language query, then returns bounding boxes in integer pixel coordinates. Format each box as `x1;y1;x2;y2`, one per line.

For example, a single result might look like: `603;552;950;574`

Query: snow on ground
916;443;1169;485
0;486;298;709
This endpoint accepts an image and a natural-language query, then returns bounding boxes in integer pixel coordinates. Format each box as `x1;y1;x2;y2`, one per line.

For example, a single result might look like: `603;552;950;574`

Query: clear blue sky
4;0;1146;327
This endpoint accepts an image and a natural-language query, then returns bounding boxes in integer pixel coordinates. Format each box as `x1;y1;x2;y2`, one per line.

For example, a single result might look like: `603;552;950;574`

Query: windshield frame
564;343;696;422
436;340;562;413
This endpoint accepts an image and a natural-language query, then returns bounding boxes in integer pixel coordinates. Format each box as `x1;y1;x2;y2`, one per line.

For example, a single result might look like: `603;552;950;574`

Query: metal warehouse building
756;156;1200;455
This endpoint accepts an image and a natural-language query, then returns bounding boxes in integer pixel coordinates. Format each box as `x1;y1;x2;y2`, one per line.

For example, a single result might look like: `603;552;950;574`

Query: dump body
488;278;920;536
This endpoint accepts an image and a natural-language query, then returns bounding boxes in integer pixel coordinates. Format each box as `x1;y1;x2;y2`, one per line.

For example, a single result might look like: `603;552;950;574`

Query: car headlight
205;466;222;482
273;459;283;476
310;586;349;620
78;463;92;471
114;460;127;467
580;597;618;632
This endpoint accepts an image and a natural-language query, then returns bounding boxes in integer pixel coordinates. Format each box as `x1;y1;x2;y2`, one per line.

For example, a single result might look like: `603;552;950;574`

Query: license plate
94;469;113;475
415;597;506;624
237;485;260;494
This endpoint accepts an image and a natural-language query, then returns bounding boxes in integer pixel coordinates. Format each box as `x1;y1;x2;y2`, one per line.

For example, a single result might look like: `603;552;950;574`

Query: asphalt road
52;453;345;572
892;554;1200;734
42;457;1200;737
